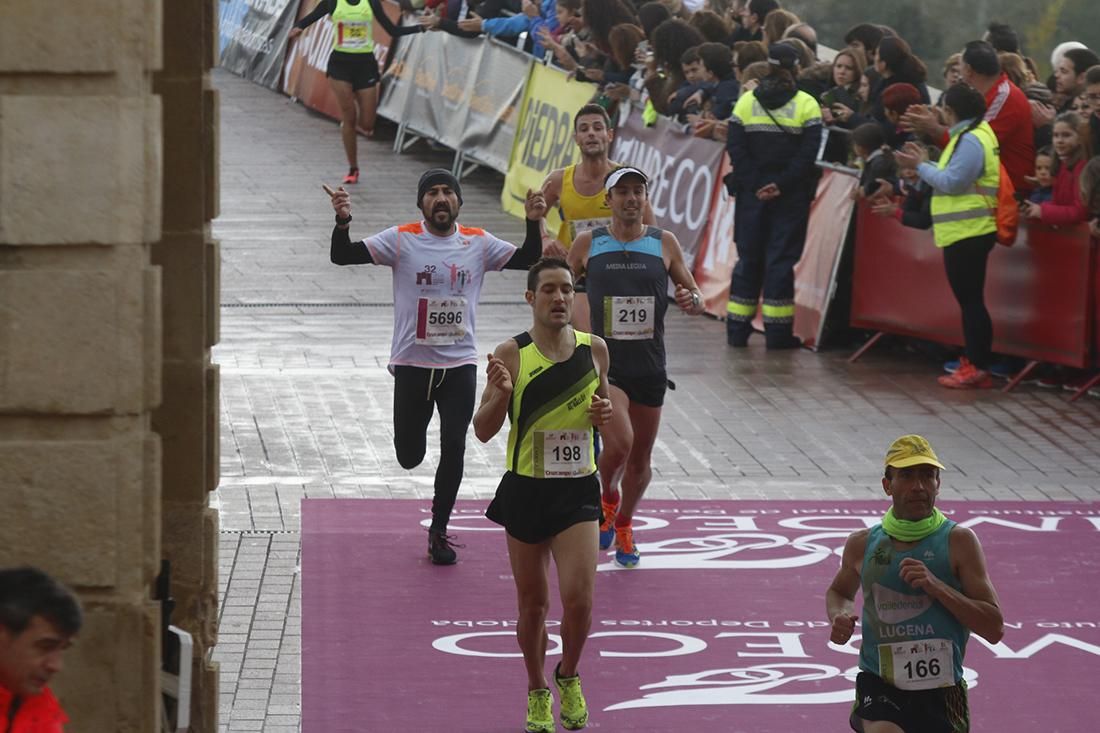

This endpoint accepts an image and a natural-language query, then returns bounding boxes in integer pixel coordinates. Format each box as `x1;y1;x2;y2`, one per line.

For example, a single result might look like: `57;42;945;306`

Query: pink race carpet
302;499;1098;732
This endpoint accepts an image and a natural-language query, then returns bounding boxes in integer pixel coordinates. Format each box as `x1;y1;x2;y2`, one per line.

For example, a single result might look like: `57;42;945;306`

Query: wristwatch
690;291;701;310
335;213;352;225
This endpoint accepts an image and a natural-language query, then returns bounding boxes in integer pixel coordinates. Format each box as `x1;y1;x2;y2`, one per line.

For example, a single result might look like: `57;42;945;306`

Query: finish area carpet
302;499;1097;732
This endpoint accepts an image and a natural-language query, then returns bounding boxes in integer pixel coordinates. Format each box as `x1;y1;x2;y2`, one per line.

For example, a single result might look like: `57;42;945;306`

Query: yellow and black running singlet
506;330;599;479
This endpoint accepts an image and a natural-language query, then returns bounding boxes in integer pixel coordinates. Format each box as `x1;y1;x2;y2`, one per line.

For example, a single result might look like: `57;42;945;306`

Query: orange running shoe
937;357;993;389
343;167;360;184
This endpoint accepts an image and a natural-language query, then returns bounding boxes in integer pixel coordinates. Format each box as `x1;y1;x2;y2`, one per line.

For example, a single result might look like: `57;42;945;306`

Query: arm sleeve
1040;199;1089;225
916;134;985;195
436;18;483;38
726;106;754;191
483;14;531;37
502;218;543;270
331;225;374;265
295;0;335;30
773;111;823;193
369;0;424;37
900;185;933;230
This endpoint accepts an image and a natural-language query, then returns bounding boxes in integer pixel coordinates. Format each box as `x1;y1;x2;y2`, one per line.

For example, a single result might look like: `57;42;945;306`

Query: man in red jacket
903;40;1034;192
0;567;82;732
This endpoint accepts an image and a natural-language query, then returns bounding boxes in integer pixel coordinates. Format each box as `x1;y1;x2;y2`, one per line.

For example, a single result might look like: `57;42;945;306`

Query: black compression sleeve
369;0;425;37
331;225;373;264
295;0;334;29
502;218;543;271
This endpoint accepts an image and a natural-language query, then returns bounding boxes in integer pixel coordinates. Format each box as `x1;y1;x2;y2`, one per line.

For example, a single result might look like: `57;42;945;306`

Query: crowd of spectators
415;0;1100;391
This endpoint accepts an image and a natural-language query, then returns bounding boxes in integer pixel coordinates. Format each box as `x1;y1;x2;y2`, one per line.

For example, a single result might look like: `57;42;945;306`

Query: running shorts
486;471;601;544
608;369;668;408
326;50;380;91
850;671;970;733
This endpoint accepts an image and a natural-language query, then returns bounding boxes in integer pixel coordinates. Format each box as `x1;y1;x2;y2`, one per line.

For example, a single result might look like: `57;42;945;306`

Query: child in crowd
682;42;740;119
1026;147;1055;203
1021;113;1089;225
850;122;897;199
667;46;707;121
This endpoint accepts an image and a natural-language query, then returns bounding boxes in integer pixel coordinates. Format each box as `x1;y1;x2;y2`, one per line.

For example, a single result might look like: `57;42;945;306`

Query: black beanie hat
417;168;463;209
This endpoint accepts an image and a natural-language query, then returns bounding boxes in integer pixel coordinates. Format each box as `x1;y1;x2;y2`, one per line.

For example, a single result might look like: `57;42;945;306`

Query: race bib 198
879;638;954;691
604;295;655;340
415;297;467;345
533;430;591;478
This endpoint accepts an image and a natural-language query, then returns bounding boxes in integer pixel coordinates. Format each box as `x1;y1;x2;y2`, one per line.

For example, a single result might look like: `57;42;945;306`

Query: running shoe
525;688;554;733
937;358;993;389
599;497;619;550
554;663;589;730
1062;374;1098;392
427;529;458;565
943;359;1014;379
614;525;640;568
342;167;360;184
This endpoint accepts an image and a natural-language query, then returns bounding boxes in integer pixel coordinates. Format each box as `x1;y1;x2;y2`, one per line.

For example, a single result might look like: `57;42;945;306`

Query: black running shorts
486;471;601;544
326;50;380;91
608;369;668;408
850;671;970;733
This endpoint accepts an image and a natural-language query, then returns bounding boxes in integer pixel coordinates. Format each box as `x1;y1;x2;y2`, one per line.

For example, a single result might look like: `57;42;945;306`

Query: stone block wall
0;0;220;730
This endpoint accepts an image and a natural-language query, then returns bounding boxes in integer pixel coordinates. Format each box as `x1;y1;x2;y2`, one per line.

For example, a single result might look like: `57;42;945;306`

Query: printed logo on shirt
442;261;471;293
416;265;436;286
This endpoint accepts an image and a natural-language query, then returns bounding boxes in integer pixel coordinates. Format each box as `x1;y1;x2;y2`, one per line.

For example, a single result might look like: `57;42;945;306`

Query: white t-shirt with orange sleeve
365;221;517;369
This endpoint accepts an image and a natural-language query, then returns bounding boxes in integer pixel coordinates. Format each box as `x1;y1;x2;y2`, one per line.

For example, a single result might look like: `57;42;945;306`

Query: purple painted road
302;499;1099;732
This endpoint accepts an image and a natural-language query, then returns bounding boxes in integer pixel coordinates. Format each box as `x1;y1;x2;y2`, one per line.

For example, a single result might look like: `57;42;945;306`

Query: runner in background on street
826;435;1004;733
539;103;655;332
473;257;612;733
326;168;545;565
289;0;427;184
567;167;705;568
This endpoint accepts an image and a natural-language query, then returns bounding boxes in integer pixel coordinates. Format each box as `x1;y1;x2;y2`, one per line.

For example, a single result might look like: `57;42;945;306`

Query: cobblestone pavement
209;68;1100;731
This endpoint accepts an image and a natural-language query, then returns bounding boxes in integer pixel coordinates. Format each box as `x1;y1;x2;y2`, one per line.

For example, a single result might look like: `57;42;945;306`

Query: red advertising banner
793;171;858;349
692;167;858;350
281;0;402;123
692;156;736;318
851;210;1095;367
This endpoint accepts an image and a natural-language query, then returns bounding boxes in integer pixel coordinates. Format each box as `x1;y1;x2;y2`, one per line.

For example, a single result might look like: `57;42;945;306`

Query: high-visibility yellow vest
332;0;374;53
732;89;822;134
929;121;999;248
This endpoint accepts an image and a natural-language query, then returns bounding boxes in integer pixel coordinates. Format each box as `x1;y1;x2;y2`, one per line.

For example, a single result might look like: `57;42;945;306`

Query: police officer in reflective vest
894;83;1001;389
725;43;822;349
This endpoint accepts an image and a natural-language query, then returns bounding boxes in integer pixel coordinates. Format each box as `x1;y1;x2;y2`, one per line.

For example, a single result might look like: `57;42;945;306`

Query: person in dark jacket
725;43;823;349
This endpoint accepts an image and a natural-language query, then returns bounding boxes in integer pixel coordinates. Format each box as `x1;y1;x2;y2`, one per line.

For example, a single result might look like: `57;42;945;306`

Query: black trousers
942;233;996;370
727;190;812;339
392;365;477;532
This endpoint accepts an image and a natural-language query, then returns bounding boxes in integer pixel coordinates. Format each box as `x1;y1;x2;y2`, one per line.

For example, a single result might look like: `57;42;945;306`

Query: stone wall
0;0;220;730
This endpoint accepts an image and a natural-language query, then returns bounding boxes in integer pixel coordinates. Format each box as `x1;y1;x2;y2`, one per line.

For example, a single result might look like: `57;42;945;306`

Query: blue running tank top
859;520;970;690
584;226;668;378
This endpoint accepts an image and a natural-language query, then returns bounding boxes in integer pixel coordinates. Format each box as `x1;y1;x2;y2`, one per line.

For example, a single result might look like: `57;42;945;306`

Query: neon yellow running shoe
525;688;554;733
554;663;589;730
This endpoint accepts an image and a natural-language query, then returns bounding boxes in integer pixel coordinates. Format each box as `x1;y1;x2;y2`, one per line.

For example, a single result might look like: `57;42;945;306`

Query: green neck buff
881;507;946;542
